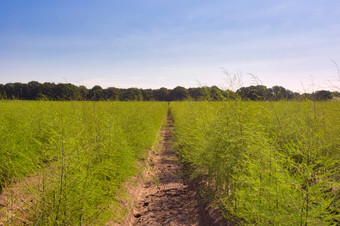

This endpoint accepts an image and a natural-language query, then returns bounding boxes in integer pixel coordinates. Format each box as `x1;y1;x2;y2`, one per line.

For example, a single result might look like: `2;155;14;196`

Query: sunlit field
171;101;340;225
1;100;339;225
0;101;168;224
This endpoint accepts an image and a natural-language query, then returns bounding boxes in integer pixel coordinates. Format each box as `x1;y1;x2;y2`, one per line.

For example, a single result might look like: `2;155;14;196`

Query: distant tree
4;83;24;99
236;85;270;101
285;89;296;100
53;83;80;100
221;89;236;100
122;88;143;101
3;83;14;99
270;86;287;100
268;86;297;100
188;87;211;100
301;93;312;100
78;85;89;100
154;88;170;101
105;87;120;101
210;86;225;101
291;92;301;100
40;82;56;100
332;91;340;98
141;89;154;101
0;84;5;99
27;81;43;100
169;86;189;101
313;90;332;101
0;81;333;102
87;85;105;101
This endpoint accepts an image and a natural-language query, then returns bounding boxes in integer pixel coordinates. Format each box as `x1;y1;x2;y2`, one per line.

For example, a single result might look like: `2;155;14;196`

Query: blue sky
1;0;340;92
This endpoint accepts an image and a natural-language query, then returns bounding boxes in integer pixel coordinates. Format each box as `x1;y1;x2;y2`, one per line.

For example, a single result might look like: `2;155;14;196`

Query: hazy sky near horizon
1;0;340;92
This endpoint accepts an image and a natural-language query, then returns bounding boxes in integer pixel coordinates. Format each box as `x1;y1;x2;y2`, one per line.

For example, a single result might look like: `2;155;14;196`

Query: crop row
171;101;340;225
0;101;168;225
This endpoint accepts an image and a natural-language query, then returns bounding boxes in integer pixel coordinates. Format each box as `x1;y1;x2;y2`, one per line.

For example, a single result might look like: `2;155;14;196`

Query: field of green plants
171;101;340;225
0;101;168;225
1;100;339;225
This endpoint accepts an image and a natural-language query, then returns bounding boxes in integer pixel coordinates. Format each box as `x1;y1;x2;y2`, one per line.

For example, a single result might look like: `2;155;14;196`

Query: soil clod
134;214;142;218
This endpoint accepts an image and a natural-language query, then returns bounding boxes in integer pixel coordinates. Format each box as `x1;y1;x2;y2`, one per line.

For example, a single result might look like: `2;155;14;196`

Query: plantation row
171;101;340;225
0;101;168;225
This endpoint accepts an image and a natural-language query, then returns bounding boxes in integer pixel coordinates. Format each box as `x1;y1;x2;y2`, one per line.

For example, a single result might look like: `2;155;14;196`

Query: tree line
0;81;338;101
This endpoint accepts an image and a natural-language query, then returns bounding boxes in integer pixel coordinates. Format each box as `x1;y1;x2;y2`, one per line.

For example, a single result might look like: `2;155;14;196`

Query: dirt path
131;113;200;226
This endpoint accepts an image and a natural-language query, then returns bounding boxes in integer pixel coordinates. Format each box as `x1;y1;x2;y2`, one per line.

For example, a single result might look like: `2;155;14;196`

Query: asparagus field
171;101;340;225
0;101;168;225
0;100;339;225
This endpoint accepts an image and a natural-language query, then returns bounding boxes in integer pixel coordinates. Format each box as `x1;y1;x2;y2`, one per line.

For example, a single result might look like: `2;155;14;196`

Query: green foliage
169;86;190;101
313;90;333;101
171;101;340;225
2;81;338;101
0;101;167;224
2;99;339;224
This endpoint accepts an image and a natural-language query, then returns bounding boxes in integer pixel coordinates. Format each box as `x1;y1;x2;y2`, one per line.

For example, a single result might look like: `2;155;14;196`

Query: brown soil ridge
131;113;225;226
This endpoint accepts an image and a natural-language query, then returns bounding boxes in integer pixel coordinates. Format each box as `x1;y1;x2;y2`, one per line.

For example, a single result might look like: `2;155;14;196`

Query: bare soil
130;113;226;226
0;165;58;225
0;175;40;225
